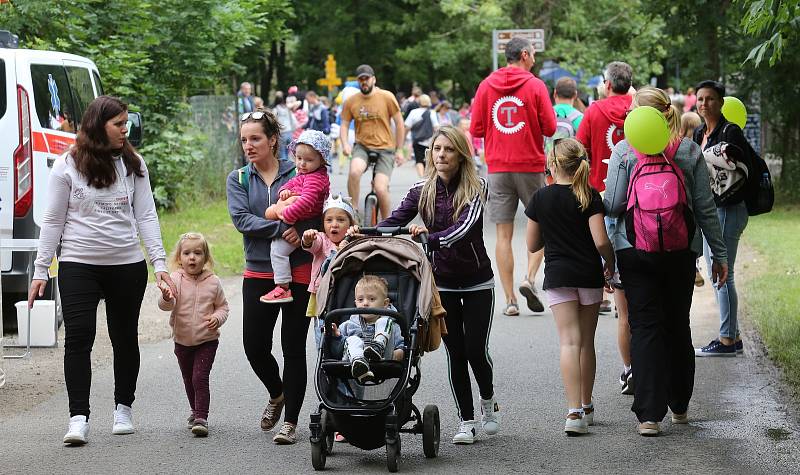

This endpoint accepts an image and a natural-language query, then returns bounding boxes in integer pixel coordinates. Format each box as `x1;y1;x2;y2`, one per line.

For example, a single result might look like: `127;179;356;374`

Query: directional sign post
492;29;545;71
316;54;342;98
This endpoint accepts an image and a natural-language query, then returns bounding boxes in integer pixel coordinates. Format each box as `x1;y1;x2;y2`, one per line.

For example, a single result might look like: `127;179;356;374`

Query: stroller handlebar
350;226;429;252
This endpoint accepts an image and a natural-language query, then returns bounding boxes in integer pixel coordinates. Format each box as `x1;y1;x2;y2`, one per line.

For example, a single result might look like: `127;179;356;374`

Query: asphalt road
2;161;798;474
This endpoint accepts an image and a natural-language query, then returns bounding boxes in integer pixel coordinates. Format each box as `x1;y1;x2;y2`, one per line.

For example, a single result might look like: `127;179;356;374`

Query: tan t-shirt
341;88;400;149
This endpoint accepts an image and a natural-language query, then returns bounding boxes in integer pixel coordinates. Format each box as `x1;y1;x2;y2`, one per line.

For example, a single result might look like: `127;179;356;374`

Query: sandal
503;302;519;316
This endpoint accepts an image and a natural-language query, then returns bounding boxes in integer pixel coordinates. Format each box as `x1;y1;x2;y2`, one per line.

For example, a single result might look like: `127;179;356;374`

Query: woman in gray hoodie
604;87;728;437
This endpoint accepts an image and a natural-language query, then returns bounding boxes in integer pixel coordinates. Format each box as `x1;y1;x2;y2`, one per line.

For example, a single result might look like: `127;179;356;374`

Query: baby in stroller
329;275;404;382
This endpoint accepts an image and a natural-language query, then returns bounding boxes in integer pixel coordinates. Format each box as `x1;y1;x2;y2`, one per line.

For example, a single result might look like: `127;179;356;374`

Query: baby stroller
309;227;441;472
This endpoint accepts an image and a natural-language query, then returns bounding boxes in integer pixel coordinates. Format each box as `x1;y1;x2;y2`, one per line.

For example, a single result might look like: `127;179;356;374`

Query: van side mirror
126;112;143;148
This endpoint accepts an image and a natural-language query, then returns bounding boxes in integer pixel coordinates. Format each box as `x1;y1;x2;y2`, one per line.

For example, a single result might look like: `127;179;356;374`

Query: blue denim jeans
703;201;748;339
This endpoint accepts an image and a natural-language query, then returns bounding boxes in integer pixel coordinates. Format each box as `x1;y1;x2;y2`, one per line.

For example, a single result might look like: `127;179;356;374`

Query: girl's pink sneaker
260;286;293;303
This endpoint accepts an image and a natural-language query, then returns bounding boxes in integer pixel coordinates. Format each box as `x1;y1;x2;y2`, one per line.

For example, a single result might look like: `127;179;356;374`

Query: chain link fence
187;95;242;199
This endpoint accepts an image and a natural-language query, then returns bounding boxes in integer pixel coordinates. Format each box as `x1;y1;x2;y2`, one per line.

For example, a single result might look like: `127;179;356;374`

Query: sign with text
492;29;545;70
495;29;545;53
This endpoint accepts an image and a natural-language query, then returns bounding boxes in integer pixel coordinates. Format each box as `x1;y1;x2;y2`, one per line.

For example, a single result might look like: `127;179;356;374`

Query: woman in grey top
604;87;728;437
28;96;175;446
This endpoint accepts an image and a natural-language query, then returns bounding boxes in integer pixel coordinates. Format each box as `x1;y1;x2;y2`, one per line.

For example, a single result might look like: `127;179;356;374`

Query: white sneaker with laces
480;397;501;435
112;404;134;435
452;420;476;445
63;415;89;445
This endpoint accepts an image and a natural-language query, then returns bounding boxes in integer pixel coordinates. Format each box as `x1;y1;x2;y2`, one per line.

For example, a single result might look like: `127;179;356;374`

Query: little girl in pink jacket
301;194;356;342
158;232;229;437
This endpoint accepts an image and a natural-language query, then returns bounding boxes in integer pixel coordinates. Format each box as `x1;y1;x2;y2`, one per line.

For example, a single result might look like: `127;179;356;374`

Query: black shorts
412;142;428;165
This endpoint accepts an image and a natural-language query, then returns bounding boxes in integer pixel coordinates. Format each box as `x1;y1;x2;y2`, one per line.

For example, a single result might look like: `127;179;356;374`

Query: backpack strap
238;165;250;194
565;110;582;123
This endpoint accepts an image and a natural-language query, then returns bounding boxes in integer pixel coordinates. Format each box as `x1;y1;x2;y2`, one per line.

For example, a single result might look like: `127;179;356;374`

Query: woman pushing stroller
349;125;500;445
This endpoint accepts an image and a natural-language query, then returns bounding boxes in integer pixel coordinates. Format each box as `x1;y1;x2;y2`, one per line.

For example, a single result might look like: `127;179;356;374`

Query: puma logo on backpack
625;142;695;253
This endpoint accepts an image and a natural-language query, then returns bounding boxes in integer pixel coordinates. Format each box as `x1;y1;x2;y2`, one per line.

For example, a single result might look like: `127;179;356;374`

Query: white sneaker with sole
63;415;89;445
564;413;588;436
480;397;501;435
112;404;134;435
452;420;476;444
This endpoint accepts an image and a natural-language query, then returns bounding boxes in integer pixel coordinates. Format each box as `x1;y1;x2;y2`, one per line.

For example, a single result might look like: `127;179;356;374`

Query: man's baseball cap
355;64;375;78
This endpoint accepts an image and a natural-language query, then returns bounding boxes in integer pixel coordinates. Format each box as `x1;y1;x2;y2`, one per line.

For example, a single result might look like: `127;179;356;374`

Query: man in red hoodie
576;61;634;192
471;37;556;316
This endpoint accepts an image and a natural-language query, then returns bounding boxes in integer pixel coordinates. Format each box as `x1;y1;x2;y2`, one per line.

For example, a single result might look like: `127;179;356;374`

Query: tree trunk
276;41;287;92
263;41;277;102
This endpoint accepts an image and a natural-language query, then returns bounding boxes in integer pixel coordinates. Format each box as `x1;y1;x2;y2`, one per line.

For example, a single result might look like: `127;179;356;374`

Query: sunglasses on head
240;111;267;122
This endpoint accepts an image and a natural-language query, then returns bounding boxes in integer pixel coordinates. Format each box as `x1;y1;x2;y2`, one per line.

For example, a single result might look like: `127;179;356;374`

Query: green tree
1;0;291;208
740;0;800;67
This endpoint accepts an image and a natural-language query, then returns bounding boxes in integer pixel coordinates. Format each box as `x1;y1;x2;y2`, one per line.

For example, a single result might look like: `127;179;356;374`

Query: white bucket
15;300;56;347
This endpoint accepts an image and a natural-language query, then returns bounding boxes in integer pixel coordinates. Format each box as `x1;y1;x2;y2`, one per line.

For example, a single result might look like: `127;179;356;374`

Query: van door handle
47;157;56;168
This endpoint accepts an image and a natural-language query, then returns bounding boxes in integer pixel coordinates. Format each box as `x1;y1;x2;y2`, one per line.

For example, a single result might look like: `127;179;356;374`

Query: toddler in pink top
261;130;331;304
301;194;356;344
158;232;229;437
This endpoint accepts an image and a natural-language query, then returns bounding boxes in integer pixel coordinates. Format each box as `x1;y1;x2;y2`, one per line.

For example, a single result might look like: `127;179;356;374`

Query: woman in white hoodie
28;96;176;446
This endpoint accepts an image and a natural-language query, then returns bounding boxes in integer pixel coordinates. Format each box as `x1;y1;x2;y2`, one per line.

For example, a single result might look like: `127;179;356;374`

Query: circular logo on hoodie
492;96;525;135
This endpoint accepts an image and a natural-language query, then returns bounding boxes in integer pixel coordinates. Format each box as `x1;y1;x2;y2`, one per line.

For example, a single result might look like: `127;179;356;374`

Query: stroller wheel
422;405;440;458
311;439;327;470
321;409;334;455
386;439;400;473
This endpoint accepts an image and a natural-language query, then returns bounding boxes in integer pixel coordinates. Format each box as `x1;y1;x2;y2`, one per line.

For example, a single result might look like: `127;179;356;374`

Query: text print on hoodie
470;66;556;173
576;94;632;192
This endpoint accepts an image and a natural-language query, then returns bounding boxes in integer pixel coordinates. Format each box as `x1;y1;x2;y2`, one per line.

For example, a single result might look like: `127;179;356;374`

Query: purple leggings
174;340;219;420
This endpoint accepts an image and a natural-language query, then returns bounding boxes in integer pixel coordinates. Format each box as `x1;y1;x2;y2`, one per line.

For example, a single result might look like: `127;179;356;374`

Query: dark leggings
175;339;219;420
617;249;696;422
440;288;495;421
242;278;310;425
59;260;148;418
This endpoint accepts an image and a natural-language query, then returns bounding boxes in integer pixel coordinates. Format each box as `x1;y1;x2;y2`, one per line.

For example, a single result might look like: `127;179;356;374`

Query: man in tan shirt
340;64;404;220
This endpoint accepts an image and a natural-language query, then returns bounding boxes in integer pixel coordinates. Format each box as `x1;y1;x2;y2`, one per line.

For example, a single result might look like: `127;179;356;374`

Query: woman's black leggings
439;288;495;421
59;260;148;419
242;278;310;425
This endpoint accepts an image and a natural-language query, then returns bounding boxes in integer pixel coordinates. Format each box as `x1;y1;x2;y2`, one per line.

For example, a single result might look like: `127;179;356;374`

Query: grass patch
741;206;800;390
155;199;244;277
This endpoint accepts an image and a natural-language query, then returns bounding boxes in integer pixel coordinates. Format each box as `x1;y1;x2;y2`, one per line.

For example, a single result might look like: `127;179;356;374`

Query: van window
92;70;104;95
66;66;95;129
0;60;6;120
30;64;77;133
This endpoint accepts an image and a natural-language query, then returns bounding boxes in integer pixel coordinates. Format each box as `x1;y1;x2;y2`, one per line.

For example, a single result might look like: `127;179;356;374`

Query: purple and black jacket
379;176;493;289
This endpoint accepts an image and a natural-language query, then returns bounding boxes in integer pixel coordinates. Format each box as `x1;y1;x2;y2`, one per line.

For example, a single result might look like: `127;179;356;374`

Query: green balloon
623;106;670;155
722;96;747;128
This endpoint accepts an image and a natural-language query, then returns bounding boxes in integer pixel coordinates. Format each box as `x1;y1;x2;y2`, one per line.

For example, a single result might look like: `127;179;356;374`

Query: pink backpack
625;142;695;253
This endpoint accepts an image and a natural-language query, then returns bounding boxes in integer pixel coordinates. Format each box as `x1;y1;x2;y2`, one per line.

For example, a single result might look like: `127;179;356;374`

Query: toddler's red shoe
260;286;293;303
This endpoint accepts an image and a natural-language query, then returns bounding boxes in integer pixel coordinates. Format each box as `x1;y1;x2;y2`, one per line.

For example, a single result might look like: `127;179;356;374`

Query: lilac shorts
546;287;604;307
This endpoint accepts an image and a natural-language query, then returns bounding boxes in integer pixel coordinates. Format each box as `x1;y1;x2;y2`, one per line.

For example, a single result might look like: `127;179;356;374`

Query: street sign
316;54;342;93
492;29;545;70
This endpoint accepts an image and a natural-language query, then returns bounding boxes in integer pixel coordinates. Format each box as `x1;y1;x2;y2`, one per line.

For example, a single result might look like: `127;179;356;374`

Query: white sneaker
452;420;476;444
63;415;89;445
564;413;588;436
480;397;501;435
112;404;134;435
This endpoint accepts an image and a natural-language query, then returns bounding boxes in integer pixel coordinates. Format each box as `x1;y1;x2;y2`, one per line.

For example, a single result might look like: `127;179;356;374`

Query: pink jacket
302;231;339;293
158;269;229;346
278;166;330;224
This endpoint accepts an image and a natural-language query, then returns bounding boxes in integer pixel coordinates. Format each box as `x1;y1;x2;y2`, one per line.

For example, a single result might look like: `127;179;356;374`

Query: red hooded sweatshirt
470;66;556;173
576;94;632;191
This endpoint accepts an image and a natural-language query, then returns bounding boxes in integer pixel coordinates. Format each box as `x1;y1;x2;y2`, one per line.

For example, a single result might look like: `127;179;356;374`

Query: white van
0;31;141;330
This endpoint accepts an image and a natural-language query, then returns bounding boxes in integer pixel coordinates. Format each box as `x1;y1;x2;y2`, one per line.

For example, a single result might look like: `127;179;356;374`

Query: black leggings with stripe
439;288;495;421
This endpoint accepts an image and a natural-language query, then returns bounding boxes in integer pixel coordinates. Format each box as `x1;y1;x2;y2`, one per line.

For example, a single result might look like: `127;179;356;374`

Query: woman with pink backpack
603;86;729;437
